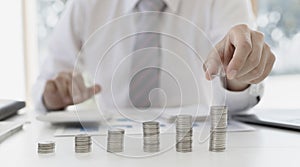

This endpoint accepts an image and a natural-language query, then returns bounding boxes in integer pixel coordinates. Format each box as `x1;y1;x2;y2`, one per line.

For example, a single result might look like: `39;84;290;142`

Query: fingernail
228;70;237;80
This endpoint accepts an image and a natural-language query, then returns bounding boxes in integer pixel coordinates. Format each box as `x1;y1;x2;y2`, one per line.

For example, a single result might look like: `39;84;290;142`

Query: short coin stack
176;115;193;153
107;129;125;153
75;134;92;153
143;121;160;152
209;106;228;152
37;141;55;154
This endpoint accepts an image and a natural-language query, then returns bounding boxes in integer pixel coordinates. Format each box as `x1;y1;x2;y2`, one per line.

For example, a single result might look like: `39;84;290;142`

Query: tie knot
137;0;166;12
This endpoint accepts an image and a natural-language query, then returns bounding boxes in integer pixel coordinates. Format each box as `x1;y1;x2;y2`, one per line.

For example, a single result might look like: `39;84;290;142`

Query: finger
236;31;264;77
58;72;73;83
72;73;94;102
204;40;226;80
43;80;65;110
71;84;101;104
54;76;71;103
204;57;222;80
67;82;73;104
73;73;87;98
226;25;252;79
236;47;268;83
94;84;101;94
250;48;276;84
44;80;57;94
223;35;234;68
58;72;73;101
84;84;102;100
71;79;83;104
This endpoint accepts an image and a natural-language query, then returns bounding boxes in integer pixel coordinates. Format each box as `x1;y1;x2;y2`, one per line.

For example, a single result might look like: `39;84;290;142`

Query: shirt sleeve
32;0;85;111
225;83;264;115
209;0;262;114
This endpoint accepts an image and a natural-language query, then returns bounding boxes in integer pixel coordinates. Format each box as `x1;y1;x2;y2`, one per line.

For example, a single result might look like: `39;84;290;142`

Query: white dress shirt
33;0;263;113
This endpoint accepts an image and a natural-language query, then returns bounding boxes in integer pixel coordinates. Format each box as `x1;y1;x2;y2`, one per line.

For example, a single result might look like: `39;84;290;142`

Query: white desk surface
1;110;300;167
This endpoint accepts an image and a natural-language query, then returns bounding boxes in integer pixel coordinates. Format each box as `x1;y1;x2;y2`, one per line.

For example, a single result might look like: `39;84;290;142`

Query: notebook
0;100;25;120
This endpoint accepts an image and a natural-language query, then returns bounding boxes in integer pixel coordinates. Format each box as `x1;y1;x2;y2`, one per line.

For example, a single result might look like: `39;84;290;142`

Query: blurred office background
1;0;299;108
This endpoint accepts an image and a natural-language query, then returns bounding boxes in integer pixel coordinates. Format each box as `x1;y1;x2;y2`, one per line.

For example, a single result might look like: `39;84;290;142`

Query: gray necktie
129;0;166;108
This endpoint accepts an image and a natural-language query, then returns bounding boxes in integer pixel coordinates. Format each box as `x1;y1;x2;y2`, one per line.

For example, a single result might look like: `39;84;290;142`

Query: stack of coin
107;129;125;153
176;115;193;153
75;134;92;153
37;141;55;154
209;106;228;152
143;121;160;152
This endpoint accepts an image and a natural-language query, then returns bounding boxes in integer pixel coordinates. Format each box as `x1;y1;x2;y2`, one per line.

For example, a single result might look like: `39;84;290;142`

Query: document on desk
54;119;254;137
39;104;253;137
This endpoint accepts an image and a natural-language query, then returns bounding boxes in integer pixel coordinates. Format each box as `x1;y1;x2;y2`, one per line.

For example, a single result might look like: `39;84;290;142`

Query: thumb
44;80;57;94
86;84;101;99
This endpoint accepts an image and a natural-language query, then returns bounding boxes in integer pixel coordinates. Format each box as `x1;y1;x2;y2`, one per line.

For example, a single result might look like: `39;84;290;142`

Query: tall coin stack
176;115;193;153
75;134;92;153
37;141;55;154
143;121;160;152
107;129;125;153
209;106;228;152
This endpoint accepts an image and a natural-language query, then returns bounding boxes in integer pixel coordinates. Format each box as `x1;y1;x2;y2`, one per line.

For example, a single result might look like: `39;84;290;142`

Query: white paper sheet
54;118;254;137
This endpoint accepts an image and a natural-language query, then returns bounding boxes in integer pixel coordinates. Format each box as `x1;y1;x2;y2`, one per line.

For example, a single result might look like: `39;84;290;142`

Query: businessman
33;0;275;113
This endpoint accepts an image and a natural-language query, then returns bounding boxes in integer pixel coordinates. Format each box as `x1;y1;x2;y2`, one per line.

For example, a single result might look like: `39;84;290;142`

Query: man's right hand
42;72;101;110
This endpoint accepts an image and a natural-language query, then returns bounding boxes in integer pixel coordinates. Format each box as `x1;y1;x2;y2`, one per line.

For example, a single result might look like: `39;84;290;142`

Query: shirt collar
125;0;181;13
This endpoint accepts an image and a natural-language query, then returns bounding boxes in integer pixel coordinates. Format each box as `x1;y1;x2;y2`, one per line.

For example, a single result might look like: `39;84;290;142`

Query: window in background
0;1;25;100
255;0;300;109
257;0;300;75
37;0;66;61
36;0;300;76
35;0;300;109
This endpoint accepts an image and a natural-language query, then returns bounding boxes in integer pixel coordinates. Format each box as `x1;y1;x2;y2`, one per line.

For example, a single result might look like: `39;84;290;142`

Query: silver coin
143;132;159;136
74;134;92;153
107;149;123;153
37;141;56;154
108;128;125;134
38;141;55;145
176;148;192;153
38;150;55;154
106;129;125;153
144;141;160;145
209;106;228;152
75;134;91;139
175;115;193;152
143;121;160;151
144;146;160;153
143;122;160;130
75;149;91;153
